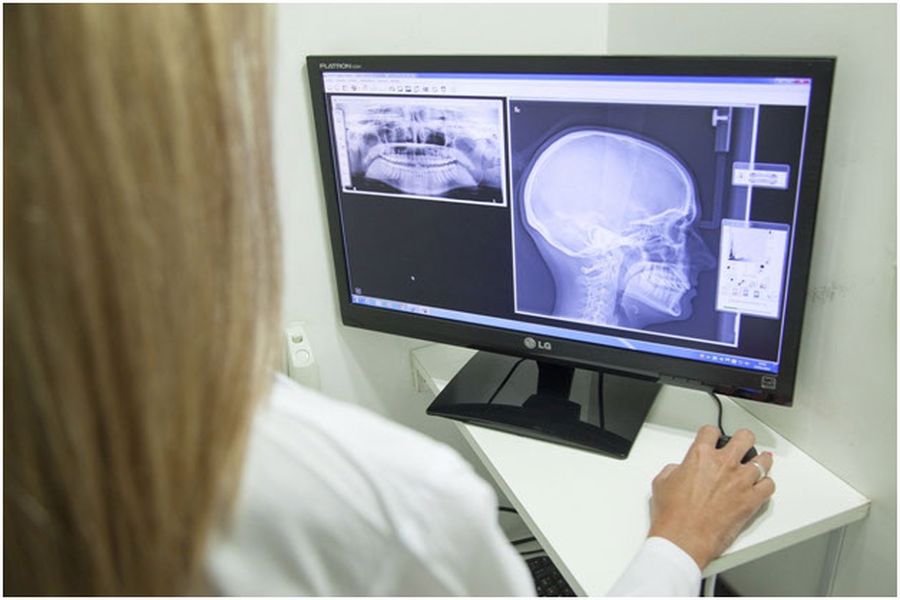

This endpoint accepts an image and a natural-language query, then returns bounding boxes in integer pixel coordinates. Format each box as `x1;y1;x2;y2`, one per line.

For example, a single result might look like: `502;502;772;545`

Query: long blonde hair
4;4;281;594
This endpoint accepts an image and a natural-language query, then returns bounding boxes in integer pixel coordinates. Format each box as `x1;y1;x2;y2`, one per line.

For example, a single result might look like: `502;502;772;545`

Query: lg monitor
307;55;835;457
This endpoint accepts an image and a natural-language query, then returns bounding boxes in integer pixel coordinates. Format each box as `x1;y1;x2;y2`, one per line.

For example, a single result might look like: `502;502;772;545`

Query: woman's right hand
647;425;775;570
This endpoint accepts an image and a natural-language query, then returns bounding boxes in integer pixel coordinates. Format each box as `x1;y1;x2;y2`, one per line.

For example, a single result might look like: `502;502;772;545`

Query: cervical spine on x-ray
522;129;712;329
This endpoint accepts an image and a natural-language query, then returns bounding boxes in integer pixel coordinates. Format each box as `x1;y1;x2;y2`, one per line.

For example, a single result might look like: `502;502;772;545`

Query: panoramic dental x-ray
331;96;505;203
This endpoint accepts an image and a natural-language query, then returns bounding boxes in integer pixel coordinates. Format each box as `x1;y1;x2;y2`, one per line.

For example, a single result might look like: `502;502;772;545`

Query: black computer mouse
716;435;759;464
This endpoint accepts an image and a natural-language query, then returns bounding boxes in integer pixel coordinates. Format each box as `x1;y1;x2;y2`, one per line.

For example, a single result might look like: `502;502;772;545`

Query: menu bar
323;72;812;106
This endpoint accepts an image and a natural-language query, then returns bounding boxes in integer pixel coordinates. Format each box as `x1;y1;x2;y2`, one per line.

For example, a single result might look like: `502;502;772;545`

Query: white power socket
284;321;321;390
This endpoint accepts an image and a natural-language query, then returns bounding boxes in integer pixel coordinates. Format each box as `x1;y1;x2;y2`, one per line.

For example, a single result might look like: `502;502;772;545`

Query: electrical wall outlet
284;321;321;390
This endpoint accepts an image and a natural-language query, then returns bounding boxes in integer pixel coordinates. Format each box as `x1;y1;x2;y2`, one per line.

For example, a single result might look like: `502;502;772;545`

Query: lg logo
523;336;552;351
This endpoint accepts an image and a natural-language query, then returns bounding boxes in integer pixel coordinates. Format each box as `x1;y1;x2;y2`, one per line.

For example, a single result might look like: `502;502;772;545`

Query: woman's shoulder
261;374;475;489
204;374;499;595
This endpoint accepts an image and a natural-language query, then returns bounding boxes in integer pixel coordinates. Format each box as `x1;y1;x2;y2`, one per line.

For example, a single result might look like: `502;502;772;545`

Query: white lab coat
205;375;700;596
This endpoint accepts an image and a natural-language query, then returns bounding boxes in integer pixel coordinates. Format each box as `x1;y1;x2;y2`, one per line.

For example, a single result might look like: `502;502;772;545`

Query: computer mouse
716;435;759;464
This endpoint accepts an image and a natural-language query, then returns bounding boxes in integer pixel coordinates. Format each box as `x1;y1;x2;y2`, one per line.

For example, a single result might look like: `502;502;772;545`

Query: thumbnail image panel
716;220;790;319
510;100;756;345
330;95;506;205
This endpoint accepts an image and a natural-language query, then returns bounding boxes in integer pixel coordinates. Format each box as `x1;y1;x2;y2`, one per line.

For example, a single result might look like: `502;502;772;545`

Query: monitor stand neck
519;361;582;421
536;361;574;396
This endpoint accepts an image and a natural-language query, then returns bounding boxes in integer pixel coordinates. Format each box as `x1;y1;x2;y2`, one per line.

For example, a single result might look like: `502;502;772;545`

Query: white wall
607;4;897;596
273;3;608;472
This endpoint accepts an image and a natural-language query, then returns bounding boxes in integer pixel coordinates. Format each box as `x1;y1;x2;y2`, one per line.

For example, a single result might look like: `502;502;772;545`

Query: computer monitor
307;56;835;457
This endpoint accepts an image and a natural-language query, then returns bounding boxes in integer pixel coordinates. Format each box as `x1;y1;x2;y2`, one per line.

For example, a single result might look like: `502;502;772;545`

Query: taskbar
351;294;779;374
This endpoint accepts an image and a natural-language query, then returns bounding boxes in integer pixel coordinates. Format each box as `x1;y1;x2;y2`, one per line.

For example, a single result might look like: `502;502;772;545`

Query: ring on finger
750;460;767;483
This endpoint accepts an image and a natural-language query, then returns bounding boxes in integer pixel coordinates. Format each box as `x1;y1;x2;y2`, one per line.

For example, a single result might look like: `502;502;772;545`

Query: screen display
319;69;817;376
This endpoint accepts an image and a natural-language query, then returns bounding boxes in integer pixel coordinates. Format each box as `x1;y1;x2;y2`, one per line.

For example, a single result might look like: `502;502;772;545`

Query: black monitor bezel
306;55;836;406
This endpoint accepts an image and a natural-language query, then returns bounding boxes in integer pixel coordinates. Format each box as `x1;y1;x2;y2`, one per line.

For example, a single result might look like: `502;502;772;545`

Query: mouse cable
708;391;726;436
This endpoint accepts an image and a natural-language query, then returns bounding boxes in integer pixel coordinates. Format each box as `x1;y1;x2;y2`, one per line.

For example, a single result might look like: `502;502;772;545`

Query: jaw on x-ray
522;129;714;329
335;97;503;200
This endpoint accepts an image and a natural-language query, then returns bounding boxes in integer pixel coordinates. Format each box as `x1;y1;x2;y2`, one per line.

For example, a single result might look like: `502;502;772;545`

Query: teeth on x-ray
334;97;503;200
622;262;691;317
522;128;713;328
364;143;478;195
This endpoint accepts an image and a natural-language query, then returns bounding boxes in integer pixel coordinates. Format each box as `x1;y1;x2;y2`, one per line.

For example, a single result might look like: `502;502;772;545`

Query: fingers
752;451;774;475
741;451;774;486
722;428;756;463
695;424;721;447
689;424;721;454
752;475;776;501
683;425;721;462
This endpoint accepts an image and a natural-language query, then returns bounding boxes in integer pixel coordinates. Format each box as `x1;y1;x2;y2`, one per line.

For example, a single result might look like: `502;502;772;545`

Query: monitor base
426;351;660;458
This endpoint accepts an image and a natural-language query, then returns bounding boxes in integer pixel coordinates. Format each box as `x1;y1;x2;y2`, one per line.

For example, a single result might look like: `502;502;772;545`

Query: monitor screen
308;56;835;406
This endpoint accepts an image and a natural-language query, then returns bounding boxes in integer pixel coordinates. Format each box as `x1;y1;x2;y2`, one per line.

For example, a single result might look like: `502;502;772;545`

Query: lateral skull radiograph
332;96;504;203
511;101;754;340
522;129;713;328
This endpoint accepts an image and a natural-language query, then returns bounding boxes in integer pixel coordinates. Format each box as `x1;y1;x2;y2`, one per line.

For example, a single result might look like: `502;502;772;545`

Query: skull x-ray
512;101;753;343
330;96;505;204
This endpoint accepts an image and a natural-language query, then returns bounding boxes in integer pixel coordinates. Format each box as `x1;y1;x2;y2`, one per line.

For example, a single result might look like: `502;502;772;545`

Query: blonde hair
4;4;281;594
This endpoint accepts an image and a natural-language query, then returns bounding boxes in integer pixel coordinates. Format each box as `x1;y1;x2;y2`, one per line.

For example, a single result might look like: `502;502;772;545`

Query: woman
4;5;774;596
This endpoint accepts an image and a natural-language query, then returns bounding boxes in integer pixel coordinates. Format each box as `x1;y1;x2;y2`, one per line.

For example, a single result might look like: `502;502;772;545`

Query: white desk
411;344;870;596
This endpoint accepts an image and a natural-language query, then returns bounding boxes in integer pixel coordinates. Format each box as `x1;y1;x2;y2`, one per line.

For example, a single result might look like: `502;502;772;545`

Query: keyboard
526;555;576;596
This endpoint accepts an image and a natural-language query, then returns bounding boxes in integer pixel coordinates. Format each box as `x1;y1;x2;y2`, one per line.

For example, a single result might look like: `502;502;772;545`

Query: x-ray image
511;101;754;344
330;96;506;204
